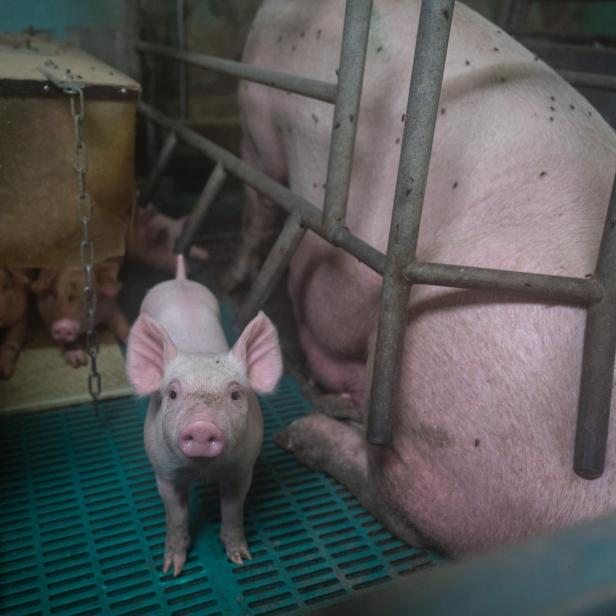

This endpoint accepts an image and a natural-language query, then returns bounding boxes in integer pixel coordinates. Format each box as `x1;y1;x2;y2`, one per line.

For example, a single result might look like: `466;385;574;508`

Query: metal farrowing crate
135;0;616;480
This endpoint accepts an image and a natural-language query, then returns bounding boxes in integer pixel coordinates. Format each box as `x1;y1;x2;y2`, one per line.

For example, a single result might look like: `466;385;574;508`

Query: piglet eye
230;389;240;401
169;389;177;400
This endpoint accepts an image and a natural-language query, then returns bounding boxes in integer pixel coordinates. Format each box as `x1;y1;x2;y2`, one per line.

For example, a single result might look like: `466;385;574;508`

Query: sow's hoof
274;414;333;471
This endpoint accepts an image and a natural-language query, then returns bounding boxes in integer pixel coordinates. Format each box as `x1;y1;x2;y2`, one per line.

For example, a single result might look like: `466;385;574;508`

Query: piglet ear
126;313;177;395
7;268;32;287
95;261;122;297
231;311;282;394
31;269;59;294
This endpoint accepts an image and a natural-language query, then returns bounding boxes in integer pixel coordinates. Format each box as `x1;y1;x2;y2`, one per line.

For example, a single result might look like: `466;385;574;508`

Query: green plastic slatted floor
0;384;440;615
0;304;440;615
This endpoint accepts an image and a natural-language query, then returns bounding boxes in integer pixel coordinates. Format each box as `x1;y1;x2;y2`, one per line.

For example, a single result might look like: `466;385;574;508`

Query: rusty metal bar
408;261;602;305
135;41;337;104
575;172;616;479
366;0;455;445
238;212;306;328
175;163;227;256
138;131;178;208
176;0;188;118
322;0;372;236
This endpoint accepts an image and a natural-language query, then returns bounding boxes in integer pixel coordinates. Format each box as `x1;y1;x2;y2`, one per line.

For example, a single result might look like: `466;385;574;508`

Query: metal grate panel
1;367;439;615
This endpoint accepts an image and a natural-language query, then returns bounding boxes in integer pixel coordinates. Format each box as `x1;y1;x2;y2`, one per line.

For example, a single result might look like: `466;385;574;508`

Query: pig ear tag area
126;314;177;395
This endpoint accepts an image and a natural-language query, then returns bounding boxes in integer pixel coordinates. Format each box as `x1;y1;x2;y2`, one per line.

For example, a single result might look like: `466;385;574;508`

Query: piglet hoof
0;354;17;379
224;541;252;565
163;551;187;577
64;349;88;368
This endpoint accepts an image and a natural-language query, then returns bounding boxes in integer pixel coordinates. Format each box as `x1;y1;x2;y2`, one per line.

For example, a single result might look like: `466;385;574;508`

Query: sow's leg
274;413;427;548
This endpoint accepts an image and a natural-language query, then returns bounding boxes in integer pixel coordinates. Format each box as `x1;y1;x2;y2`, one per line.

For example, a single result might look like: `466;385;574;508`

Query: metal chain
64;86;102;413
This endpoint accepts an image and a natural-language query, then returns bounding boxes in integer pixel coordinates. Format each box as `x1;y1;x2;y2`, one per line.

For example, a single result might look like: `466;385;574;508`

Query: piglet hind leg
274;414;428;549
219;471;253;565
157;477;190;577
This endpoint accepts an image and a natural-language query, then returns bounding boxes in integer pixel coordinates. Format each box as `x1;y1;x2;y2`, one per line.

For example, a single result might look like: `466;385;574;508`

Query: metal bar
558;69;616;93
322;0;372;235
145;118;158;170
366;0;455;445
138;131;178;208
175;163;227;256
238;212;306;328
176;0;188;118
135;41;337;104
505;0;531;32
407;261;602;305
575;172;616;479
138;101;385;274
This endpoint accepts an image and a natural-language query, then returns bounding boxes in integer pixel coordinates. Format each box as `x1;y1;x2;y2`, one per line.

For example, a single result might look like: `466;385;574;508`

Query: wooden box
0;33;141;267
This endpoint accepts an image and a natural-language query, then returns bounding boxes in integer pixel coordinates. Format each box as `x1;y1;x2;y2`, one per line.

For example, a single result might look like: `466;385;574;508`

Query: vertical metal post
238;212;306;328
175;163;227;255
177;0;188;118
138;131;178;207
574;172;616;479
322;0;372;236
505;0;531;32
367;0;455;445
145;119;159;170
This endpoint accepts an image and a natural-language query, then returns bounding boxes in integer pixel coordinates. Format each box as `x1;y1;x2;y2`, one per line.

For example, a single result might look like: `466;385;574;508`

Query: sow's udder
179;421;224;458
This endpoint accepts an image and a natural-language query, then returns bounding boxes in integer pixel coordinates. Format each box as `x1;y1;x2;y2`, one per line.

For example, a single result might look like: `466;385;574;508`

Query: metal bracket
38;62;88;91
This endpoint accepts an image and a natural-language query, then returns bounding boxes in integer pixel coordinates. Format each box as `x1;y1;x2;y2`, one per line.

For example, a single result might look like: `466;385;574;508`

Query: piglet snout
52;319;81;343
179;421;224;458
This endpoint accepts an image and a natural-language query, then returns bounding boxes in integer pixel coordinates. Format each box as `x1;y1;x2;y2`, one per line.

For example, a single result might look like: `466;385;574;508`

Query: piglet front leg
0;316;27;379
62;341;88;368
157;477;190;577
219;471;253;565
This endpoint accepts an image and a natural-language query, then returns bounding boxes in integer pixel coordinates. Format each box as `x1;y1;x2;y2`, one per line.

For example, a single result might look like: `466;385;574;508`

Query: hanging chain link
64;86;102;413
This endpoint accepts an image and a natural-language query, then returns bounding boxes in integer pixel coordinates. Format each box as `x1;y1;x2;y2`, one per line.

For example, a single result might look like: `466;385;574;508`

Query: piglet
32;261;130;367
125;255;282;576
0;268;31;379
126;205;209;274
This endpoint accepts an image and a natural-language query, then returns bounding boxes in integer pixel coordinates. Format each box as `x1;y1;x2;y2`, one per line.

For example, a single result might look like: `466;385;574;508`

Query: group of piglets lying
0;206;207;378
125;255;283;575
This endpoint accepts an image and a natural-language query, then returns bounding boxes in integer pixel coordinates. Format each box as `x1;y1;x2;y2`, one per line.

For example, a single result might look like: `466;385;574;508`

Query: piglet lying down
126;256;282;575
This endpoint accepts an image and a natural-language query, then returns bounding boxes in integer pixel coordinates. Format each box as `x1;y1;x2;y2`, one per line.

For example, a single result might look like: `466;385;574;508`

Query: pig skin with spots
230;0;616;556
125;256;282;575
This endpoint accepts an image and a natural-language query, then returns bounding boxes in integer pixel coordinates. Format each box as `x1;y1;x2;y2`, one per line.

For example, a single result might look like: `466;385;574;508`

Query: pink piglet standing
125;255;282;576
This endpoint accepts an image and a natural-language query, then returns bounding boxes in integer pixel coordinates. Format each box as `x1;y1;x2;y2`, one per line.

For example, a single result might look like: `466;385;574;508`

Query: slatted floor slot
1;368;440;615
